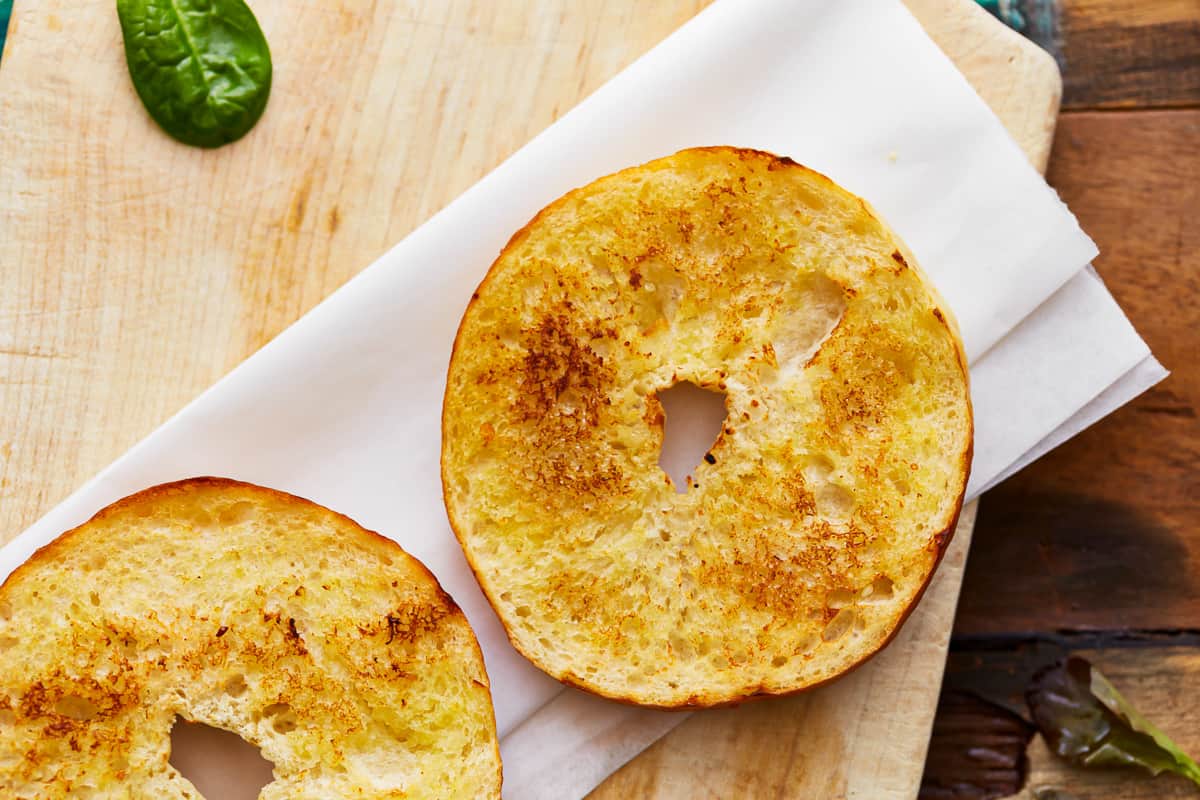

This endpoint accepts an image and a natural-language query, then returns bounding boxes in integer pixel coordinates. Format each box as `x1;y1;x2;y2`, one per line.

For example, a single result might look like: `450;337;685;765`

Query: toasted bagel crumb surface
442;147;971;708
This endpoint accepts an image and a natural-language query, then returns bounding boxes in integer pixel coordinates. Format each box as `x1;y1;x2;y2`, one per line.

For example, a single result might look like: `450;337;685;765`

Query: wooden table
0;2;1194;799
920;2;1200;798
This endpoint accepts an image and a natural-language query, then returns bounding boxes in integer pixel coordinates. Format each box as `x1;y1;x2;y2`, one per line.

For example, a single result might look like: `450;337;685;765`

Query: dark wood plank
927;643;1200;799
920;690;1034;799
1006;0;1200;109
957;109;1200;635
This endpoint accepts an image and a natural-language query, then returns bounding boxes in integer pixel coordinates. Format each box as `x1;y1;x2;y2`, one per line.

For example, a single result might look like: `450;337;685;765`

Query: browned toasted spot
506;314;630;501
532;451;627;500
782;474;817;516
819;378;887;432
18;669;141;733
673;210;695;243
700;538;822;620
515;314;613;432
546;568;603;626
285;617;307;654
383;601;453;646
18;681;50;719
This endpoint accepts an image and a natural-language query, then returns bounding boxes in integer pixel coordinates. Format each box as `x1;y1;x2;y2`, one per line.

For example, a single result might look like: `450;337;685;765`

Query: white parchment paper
0;0;1162;797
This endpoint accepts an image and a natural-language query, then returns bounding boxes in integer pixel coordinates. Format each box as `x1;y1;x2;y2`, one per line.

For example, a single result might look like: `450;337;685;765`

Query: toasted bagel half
0;478;501;798
442;147;971;708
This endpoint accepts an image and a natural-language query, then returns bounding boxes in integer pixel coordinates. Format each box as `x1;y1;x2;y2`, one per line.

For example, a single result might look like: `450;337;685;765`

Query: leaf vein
165;0;212;96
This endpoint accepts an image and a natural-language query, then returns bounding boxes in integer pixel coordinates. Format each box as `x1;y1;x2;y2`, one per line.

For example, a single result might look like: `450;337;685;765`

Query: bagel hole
169;717;274;800
655;382;727;494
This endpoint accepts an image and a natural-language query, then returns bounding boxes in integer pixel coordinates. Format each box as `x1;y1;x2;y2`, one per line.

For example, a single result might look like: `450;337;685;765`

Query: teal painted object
0;0;11;66
974;0;1028;32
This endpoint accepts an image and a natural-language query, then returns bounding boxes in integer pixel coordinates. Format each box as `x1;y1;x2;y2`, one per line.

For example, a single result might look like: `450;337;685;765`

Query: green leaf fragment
1027;656;1200;787
116;0;272;148
1088;662;1200;785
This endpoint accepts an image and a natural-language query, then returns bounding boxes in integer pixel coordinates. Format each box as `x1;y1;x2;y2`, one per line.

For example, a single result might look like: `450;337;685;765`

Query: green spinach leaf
1027;657;1200;787
116;0;272;148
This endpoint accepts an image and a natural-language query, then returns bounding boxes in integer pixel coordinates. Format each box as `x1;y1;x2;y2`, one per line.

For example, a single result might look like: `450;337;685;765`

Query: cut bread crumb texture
442;146;971;708
0;478;501;799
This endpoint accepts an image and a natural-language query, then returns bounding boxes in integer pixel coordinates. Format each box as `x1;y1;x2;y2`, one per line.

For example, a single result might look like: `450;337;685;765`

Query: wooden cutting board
0;1;1059;797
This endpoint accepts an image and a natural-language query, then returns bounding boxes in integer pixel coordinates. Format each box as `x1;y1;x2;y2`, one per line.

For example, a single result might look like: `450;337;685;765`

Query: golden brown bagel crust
442;147;971;708
0;478;502;798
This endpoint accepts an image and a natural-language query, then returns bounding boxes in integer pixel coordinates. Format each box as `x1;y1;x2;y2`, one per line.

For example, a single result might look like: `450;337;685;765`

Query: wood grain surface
0;1;1057;798
923;690;1035;799
938;640;1200;799
1017;646;1200;800
1008;0;1200;109
956;109;1200;635
932;98;1199;799
928;4;1199;797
